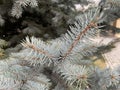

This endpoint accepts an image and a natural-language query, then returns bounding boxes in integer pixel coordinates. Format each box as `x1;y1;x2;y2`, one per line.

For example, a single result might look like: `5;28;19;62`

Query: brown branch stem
23;42;54;58
62;22;97;60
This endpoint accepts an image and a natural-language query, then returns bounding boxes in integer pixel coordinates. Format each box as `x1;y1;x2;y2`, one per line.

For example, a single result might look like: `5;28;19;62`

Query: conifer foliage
0;0;120;90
